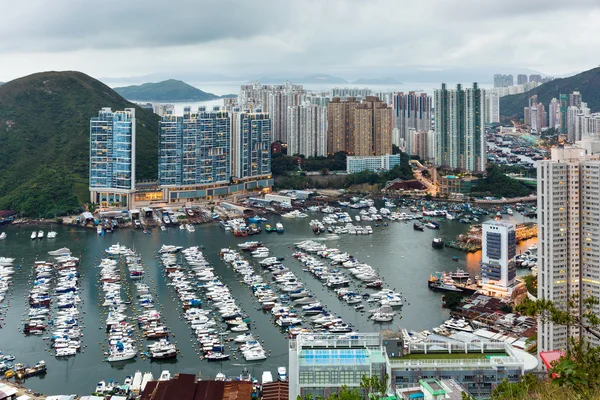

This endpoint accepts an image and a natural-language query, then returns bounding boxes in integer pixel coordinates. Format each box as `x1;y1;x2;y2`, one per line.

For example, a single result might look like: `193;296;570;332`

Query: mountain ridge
114;79;223;102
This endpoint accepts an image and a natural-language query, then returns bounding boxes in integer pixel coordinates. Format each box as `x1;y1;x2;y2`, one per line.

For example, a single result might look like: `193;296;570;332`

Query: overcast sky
1;0;599;85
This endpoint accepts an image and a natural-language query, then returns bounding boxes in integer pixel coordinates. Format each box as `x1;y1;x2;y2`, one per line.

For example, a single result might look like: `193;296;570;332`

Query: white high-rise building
287;103;327;157
538;146;600;353
485;91;500;123
480;221;517;298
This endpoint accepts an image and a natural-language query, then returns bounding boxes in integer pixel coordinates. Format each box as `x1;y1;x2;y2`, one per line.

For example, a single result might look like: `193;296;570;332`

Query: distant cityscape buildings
523;95;548;134
493;74;513;88
494;73;552;87
537;91;600;141
392;92;432;155
434;83;486;173
89;107;136;208
239;83;306;143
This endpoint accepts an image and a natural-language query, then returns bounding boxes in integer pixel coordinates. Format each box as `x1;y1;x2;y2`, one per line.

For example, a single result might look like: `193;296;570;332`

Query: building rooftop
140;375;252;400
293;332;382;350
483;220;515;229
261;382;289;400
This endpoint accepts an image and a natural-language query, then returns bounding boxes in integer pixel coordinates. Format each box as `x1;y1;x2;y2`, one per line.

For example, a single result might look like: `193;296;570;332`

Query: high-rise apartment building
538;146;600;352
529;74;542;83
548;98;560;129
354;96;393;156
392;92;432;154
239;82;305;143
480;221;517;298
89;107;136;208
493;74;513;87
485;91;500;123
158;106;231;187
517;74;528;85
156;106;273;203
287;103;327;157
569;91;582;108
524;95;548;134
235;109;272;179
559;94;569;134
434;83;486;172
327;97;359;154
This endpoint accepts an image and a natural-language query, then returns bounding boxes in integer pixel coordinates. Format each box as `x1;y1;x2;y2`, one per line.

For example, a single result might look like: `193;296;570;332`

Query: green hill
500;67;600;120
0;71;159;217
114;79;220;102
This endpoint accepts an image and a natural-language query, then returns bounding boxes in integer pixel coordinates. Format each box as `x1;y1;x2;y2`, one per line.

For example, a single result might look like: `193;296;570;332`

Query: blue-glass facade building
235;110;272;179
159;106;231;187
89;107;136;207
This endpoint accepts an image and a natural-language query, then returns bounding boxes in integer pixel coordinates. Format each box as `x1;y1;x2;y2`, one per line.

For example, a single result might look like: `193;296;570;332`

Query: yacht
31;231;37;240
371;312;394;322
277;366;287;382
443;318;474;332
186;224;196;232
262;371;274;384
47;231;57;239
158;370;171;381
48;247;71;256
159;245;183;254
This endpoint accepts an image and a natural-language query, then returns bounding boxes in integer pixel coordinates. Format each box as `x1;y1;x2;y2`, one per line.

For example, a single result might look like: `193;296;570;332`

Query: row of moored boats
24;248;82;358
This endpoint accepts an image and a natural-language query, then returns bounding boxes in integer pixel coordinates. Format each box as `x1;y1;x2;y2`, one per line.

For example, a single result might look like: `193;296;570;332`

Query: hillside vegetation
114;79;220;102
0;71;159;217
500;67;600;119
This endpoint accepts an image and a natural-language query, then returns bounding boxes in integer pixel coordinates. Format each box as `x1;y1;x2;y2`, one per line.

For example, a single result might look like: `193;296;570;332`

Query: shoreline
0;379;48;400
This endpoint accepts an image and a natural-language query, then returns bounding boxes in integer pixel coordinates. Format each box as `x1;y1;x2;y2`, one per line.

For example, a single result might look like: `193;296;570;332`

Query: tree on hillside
507;295;600;399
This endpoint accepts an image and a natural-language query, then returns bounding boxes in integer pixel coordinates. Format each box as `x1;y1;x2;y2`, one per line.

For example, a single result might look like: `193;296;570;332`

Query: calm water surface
0;209;535;395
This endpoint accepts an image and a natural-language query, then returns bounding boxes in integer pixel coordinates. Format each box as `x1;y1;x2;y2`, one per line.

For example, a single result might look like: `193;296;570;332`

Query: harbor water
0;210;535;395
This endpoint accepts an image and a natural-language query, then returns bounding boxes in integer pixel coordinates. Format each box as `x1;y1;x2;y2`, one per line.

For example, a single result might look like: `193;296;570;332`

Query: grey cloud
0;0;599;81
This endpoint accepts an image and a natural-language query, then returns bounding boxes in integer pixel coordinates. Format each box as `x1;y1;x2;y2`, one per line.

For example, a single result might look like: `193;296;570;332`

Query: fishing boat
265;224;277;233
276;222;284;233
